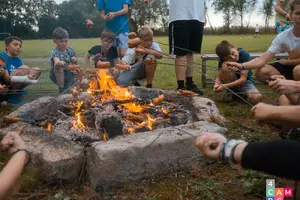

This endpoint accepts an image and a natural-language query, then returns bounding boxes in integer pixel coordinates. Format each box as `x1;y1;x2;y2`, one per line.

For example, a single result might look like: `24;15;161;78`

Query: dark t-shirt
218;48;253;83
88;45;118;67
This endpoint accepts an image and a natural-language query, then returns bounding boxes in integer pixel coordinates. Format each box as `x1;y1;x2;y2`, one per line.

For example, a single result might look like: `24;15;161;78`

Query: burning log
3;116;36;125
125;113;147;123
152;94;164;105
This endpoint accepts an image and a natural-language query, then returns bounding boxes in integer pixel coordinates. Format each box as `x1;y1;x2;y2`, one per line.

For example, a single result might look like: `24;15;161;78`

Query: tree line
0;0;274;39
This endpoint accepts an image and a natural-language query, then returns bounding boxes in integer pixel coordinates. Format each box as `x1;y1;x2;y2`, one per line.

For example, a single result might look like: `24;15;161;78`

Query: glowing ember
103;133;108;141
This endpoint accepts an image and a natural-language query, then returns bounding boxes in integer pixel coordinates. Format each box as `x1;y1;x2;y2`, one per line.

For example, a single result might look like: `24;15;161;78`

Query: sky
54;0;274;27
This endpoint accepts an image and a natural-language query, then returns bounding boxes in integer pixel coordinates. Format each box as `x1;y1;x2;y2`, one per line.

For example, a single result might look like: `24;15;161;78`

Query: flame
161;107;170;115
103;133;108;141
46;122;52;131
72;69;162;137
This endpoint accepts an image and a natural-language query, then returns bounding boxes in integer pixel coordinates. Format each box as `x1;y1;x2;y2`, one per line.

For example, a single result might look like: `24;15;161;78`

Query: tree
211;0;235;34
261;0;275;32
129;0;168;31
232;0;258;27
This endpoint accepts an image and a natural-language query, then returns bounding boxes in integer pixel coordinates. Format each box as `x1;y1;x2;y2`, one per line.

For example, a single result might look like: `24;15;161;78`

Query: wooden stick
126;113;146;123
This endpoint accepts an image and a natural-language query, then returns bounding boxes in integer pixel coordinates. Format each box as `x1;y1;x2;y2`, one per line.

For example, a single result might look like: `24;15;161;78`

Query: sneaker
133;81;141;87
186;83;203;95
277;128;300;140
0;101;7;106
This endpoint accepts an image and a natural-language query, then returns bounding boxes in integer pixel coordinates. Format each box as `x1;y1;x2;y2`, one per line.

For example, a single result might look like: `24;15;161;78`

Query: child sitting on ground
117;26;162;88
214;40;263;104
0;36;41;104
85;29;120;80
0;56;10;104
50;27;82;93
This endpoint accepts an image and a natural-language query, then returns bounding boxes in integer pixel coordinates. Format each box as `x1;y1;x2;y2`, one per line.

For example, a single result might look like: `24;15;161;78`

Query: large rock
0;122;84;183
86;121;227;190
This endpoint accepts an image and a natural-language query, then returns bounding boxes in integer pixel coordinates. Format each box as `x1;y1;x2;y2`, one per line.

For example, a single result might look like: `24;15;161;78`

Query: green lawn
0;34;276;58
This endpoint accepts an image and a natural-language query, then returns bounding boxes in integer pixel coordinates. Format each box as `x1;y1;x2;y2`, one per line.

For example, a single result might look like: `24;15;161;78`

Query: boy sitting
0;56;10;105
50;27;81;93
214;40;262;104
85;29;120;79
117;26;162;88
0;36;41;104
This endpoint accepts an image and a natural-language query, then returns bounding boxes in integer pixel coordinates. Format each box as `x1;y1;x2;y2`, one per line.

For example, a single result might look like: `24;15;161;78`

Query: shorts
231;74;256;93
169;20;204;56
50;68;76;89
269;62;295;80
117;55;156;86
114;32;129;49
275;21;293;33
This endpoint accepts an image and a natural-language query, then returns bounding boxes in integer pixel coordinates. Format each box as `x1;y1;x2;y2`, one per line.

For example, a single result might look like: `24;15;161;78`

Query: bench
200;52;289;88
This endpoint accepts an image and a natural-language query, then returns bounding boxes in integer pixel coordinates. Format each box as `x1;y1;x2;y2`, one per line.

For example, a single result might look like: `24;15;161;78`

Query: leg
117;33;129;58
246;88;263;104
10;65;30;76
279;94;292;105
144;55;157;87
117;62;144;87
255;64;281;84
169;20;189;90
54;66;65;88
293;65;300;81
219;70;235;84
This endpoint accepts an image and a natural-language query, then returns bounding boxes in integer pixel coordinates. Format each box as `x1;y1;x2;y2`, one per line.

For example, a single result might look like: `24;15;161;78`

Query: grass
0;35;291;199
0;34;276;58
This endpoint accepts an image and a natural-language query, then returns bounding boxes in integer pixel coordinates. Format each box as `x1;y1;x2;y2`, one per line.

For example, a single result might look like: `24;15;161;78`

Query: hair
5;36;22;46
52;27;69;40
215;40;234;60
4;36;22;52
101;29;116;41
0;55;6;64
137;26;153;39
291;0;300;12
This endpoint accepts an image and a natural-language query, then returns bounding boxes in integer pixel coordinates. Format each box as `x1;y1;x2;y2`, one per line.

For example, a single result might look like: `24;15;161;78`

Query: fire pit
0;71;227;190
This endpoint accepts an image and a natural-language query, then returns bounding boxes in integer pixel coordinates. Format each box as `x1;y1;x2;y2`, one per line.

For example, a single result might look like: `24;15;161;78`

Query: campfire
33;69;195;143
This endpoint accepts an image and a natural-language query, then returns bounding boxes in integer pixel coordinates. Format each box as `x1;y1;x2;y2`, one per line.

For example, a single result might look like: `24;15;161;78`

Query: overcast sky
54;0;274;27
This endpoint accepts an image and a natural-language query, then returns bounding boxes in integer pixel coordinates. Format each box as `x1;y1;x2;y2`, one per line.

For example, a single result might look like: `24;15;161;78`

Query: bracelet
223;139;245;165
11;148;31;167
241;63;246;70
219;141;227;161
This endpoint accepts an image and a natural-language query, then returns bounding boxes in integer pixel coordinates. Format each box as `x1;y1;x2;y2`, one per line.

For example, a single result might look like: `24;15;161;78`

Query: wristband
11;148;30;167
223;139;245;165
241;63;246;70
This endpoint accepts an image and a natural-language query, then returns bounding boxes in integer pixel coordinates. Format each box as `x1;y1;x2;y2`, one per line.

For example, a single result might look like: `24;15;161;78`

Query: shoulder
0;52;8;60
123;0;131;5
239;49;250;56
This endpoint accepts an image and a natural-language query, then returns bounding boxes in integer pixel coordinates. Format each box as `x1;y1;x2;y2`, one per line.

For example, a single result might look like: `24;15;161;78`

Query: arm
146;49;162;59
2;70;10;84
275;0;291;20
195;132;300;181
251;103;300;128
280;57;300;66
222;70;247;88
227;51;275;70
106;4;129;21
100;10;107;21
85;54;92;67
240;140;300;180
0;132;28;200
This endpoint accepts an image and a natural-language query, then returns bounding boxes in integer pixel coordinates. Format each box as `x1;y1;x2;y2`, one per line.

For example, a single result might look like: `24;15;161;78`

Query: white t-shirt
169;0;206;23
255;26;259;32
268;27;300;54
122;41;162;65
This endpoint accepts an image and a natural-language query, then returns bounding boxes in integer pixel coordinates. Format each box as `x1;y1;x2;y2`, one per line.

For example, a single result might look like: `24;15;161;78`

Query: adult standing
275;0;293;33
97;0;131;58
147;0;207;94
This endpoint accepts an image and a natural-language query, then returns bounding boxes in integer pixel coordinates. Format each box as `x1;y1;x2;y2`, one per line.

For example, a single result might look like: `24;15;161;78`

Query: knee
248;94;263;104
219;71;234;83
293;65;300;78
117;75;130;86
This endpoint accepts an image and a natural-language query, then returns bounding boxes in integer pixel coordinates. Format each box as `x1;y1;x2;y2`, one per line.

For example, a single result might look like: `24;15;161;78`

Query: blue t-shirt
218;49;253;83
0;52;23;74
97;0;131;34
